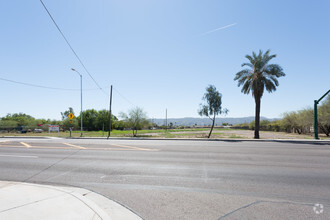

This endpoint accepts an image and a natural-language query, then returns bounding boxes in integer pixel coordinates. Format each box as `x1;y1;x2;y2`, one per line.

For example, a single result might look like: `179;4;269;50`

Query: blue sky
1;0;329;120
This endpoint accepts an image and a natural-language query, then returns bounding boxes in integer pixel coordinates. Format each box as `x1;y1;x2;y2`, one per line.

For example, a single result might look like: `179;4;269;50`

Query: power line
0;76;105;91
1;73;139;110
1;75;137;106
39;0;107;96
113;87;136;107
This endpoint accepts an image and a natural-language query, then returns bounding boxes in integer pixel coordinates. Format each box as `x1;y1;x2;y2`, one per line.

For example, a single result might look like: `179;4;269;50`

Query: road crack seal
23;149;82;182
218;200;263;219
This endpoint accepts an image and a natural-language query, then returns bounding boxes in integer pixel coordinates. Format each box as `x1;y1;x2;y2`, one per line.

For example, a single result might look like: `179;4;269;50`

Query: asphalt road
0;137;329;219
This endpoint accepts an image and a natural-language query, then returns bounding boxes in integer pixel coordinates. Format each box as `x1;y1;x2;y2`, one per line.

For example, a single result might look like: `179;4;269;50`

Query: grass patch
228;135;244;139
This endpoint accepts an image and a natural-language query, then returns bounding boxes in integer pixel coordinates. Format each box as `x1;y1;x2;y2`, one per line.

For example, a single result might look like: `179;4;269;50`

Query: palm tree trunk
254;96;261;139
208;113;216;138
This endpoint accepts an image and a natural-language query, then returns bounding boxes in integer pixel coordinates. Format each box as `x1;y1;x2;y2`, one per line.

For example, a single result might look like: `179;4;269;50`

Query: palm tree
234;50;285;139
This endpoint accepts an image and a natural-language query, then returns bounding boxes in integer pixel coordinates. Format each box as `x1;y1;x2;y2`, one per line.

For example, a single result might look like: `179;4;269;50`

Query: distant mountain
151;117;280;126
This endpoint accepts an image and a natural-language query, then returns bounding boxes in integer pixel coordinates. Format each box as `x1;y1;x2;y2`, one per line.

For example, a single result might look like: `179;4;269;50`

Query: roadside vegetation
0;94;329;139
0;49;328;139
233;94;329;137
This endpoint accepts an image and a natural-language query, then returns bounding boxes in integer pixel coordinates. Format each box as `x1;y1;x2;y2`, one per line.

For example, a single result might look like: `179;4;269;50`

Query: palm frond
264;79;276;93
265;64;285;77
245;55;254;64
238;75;250;87
252;51;257;60
241;63;253;68
235;49;284;98
241;80;252;94
234;69;250;81
269;76;279;86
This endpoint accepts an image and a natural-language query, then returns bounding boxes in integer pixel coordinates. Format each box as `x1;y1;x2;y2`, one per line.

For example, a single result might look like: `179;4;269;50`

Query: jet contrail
199;23;237;36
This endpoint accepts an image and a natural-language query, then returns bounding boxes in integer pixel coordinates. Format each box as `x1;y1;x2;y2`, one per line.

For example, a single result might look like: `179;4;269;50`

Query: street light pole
314;89;330;139
71;68;83;137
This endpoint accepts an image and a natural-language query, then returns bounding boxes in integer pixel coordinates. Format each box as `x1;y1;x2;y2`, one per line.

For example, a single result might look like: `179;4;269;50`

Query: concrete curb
1;135;329;144
0;136;52;139
67;136;330;143
0;181;142;220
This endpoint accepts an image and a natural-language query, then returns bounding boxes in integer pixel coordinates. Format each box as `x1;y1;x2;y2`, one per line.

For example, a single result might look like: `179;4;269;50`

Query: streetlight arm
317;89;330;104
71;68;82;77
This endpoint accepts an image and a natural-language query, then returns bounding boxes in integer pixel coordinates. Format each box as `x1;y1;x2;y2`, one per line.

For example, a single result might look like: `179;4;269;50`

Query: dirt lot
1;128;329;140
146;129;329;140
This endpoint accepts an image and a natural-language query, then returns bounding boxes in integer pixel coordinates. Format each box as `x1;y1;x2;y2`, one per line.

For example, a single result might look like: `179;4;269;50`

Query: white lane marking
0;154;38;158
100;175;106;179
63;143;87;149
110;143;158;151
47;137;63;139
20;142;32;148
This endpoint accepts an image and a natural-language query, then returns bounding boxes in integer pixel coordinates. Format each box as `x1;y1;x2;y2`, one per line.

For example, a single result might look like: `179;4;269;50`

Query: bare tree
120;107;149;137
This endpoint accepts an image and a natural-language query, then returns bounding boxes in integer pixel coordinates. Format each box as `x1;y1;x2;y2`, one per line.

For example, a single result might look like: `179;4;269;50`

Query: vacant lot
1;128;329;140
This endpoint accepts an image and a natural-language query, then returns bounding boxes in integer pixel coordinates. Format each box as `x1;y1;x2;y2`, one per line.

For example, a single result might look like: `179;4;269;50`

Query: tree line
0;107;151;135
233;95;329;136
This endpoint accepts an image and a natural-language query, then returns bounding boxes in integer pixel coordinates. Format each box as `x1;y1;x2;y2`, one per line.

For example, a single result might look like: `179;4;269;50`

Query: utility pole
314;89;330;139
80;73;83;137
165;109;167;131
107;85;113;139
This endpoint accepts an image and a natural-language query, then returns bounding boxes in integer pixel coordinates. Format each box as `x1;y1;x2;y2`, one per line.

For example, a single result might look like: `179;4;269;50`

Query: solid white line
110;143;157;151
20;142;32;148
0;154;38;158
63;143;87;149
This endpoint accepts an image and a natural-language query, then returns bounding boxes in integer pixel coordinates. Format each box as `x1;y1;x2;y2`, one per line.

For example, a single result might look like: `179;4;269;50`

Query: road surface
0;138;329;219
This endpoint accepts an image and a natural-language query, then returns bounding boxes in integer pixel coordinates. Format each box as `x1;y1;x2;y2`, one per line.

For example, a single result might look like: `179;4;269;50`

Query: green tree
198;85;228;138
0;120;18;132
2;113;35;126
119;107;149;137
282;111;301;134
61;107;74;120
79;109;98;131
234;50;285;139
94;109;117;131
281;109;314;134
61;108;77;130
113;120;127;130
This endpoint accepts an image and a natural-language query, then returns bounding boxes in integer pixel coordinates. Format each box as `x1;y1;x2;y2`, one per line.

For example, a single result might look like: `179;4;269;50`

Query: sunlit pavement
0;137;329;219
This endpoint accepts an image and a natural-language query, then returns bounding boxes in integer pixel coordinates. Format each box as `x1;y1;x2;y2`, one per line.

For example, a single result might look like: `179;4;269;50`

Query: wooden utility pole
107;85;113;139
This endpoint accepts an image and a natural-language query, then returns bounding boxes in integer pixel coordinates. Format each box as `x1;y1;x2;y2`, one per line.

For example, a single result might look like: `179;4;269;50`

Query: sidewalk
0;181;142;220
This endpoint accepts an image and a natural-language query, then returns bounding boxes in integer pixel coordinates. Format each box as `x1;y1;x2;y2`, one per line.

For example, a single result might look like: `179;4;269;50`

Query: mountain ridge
151;116;280;126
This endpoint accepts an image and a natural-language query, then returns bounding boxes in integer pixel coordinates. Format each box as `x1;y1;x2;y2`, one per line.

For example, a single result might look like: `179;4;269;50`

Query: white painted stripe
110;143;156;151
0;154;38;158
63;143;86;149
20;142;32;148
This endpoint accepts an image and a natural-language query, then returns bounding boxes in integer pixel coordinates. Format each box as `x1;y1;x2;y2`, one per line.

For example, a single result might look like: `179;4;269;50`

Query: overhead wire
1;75;136;106
0;76;104;91
39;0;108;96
39;0;137;107
113;87;136;107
